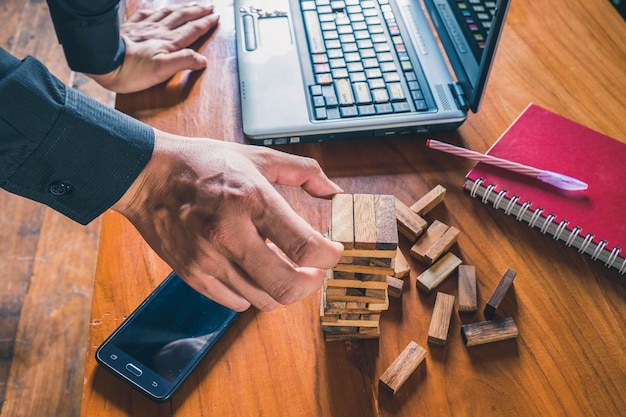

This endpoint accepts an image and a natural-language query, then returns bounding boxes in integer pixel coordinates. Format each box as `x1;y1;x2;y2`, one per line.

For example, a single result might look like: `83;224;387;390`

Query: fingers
246;147;344;198
153;48;208;76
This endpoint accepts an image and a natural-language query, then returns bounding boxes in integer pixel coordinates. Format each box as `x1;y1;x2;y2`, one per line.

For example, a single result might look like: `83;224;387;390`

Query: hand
112;131;345;312
88;3;219;93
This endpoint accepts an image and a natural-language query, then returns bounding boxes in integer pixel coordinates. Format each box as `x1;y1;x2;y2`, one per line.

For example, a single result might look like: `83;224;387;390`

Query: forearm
0;48;153;224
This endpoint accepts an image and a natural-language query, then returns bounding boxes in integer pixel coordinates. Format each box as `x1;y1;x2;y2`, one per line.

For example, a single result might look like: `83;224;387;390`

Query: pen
425;139;588;191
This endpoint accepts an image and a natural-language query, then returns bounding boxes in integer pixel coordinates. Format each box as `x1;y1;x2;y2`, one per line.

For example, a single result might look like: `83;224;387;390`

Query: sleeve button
49;182;71;196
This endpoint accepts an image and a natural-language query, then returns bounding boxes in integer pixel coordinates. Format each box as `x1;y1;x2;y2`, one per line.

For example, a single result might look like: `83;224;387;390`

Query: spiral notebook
463;104;626;274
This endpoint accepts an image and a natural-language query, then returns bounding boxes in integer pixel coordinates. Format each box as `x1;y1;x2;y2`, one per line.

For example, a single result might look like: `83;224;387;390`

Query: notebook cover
464;103;626;261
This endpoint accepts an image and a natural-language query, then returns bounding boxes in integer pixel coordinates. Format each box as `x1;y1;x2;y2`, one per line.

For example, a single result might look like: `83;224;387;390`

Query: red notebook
464;104;626;274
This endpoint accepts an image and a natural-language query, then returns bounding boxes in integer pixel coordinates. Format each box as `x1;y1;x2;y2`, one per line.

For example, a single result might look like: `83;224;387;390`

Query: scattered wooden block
416;252;462;293
410;184;446;215
331;194;354;250
379;341;427;395
393;249;410;278
353;194;377;250
386;276;404;298
427;292;455;345
457;265;477;314
461;317;519;346
410;220;448;259
423;226;460;265
395;198;428;242
374;194;398;250
484;268;517;319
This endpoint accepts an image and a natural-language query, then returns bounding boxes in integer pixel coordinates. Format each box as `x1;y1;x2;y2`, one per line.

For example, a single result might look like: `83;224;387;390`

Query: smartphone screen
96;272;238;401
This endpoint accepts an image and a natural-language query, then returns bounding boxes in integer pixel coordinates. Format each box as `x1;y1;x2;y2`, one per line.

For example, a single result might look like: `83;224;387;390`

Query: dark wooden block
461;317;519;346
484;268;516;319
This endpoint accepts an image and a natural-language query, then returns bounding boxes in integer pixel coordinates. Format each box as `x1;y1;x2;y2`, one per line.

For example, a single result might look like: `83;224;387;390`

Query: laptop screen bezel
425;0;511;113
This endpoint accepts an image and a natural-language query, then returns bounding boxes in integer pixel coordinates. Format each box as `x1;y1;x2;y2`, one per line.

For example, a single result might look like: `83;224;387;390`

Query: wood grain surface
81;0;626;416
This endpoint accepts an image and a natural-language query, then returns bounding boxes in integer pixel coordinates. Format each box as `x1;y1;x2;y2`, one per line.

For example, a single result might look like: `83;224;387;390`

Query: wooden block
423;226;460;265
393;249;410;278
395;198;428;242
338;256;393;268
461;317;519;346
427;292;455;345
416;252;462;293
410;185;446;215
387;276;404;298
341;248;397;259
374;194;398;250
410;220;449;263
457;265;477;314
320;318;380;328
327;278;389;290
379;341;427;395
331;194;354;249
332;271;388;282
353;194;377;250
368;291;390;311
484;268;516;319
332;263;395;275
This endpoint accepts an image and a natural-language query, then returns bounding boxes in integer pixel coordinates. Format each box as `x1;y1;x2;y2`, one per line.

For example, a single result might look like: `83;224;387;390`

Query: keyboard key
372;88;389;103
353;82;373;104
392;102;410;112
340;105;359;117
315;107;328;119
303;11;325;54
358;104;376;116
388;83;405;101
335;78;355;106
375;103;393;114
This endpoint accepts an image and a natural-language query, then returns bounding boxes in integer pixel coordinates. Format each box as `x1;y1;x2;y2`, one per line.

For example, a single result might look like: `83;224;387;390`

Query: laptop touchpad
258;17;293;50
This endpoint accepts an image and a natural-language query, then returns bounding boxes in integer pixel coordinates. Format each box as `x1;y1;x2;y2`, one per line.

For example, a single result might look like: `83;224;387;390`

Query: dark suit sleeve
45;0;125;74
0;48;153;225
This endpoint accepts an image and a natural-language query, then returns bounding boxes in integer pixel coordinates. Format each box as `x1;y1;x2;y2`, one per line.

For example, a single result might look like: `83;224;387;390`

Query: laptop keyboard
301;0;429;121
453;0;497;60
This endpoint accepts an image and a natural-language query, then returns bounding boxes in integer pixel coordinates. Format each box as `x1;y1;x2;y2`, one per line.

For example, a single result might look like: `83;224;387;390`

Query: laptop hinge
449;83;469;112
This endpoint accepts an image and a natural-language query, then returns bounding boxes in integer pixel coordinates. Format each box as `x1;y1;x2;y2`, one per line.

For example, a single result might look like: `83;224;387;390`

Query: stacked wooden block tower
320;193;398;341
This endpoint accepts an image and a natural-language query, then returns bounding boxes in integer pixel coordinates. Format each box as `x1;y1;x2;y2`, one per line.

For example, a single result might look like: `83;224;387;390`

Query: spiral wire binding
465;177;625;274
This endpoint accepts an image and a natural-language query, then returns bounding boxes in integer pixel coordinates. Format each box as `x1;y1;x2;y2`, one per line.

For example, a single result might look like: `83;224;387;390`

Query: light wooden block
427;292;455;345
423;226;460;265
410;220;449;263
341;248;397;259
416;252;462;293
395;198;428;242
353;194;377;250
458;265;477;314
461;317;519;346
393;250;410;278
331;194;354;250
320;318;380;328
374;194;398;250
410;184;446;215
379;341;427;395
326;278;389;290
387;276;404;298
484;268;516;319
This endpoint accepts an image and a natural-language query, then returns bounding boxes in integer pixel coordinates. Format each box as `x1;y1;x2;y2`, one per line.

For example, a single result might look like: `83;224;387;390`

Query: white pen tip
537;171;588;191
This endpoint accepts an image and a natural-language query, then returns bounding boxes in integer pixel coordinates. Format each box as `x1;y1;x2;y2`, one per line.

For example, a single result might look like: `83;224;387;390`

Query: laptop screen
425;0;511;112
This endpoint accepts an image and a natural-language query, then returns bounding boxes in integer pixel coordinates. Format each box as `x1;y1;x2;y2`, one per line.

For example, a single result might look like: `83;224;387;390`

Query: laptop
234;0;510;146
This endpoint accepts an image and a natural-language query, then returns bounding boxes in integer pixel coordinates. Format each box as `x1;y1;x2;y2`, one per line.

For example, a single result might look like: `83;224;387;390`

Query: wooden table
80;1;626;415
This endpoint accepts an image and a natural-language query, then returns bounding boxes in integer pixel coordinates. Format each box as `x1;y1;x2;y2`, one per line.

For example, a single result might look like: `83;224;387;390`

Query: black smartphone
96;271;239;401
